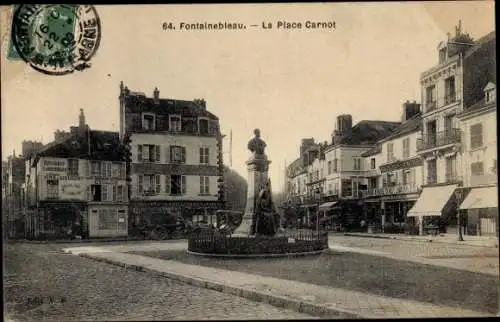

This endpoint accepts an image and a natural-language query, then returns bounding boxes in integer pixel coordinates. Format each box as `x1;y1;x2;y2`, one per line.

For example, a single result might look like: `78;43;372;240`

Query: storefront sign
59;181;86;200
380;157;422;173
42;159;67;173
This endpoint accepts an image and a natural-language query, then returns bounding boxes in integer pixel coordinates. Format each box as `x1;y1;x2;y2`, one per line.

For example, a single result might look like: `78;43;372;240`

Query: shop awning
319;201;339;211
407;184;457;217
460;186;498;210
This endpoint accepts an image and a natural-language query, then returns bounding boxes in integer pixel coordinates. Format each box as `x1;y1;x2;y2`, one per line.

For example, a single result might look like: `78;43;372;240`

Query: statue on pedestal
248;128;267;156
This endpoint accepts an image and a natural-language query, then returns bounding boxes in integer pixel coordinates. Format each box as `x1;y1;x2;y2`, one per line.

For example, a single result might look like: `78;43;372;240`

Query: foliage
223;166;247;212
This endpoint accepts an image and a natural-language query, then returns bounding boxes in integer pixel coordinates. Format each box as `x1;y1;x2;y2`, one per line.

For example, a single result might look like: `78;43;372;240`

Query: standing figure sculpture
254;179;280;236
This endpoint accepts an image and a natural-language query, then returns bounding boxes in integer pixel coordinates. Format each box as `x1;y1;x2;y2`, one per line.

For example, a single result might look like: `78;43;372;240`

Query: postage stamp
10;4;101;75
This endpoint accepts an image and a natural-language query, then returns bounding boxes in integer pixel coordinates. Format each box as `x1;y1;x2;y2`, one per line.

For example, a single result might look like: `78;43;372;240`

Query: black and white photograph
1;2;498;320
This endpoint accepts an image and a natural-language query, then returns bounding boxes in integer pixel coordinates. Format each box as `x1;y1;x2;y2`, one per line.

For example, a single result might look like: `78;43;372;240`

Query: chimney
401;100;421;122
194;98;206;110
332;114;352;145
300;138;314;167
153;87;160;104
79;109;86;129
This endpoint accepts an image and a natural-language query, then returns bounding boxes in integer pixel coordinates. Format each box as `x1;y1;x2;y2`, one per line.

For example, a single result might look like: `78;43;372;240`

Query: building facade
119;83;225;225
25;110;128;238
409;26;496;235
362;101;424;232
457;83;497;237
284;114;400;230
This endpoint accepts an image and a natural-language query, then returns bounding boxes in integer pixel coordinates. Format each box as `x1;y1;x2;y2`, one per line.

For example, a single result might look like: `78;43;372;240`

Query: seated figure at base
254;179;280;236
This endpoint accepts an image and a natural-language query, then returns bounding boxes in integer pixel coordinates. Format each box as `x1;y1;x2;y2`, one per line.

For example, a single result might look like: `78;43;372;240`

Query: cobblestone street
4;243;316;321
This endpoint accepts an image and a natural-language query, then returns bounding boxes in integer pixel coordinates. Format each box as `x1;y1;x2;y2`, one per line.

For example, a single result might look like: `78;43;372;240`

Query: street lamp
455;187;464;241
315;187;321;234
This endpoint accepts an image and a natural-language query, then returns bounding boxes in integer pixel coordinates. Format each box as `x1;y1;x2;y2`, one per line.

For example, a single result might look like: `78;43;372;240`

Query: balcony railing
417;128;461;151
426;175;437;185
424;93;460;113
361;183;420;198
444;173;463;184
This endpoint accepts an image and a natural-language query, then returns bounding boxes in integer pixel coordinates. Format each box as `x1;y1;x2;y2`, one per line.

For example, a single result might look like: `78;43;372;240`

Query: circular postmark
11;4;101;75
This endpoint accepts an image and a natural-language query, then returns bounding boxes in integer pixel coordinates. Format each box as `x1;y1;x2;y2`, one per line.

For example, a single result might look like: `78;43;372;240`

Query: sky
1;2;495;192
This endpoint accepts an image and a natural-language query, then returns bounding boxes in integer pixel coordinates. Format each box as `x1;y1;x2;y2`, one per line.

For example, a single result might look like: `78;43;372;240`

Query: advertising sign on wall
59;181;86;200
42;158;67;173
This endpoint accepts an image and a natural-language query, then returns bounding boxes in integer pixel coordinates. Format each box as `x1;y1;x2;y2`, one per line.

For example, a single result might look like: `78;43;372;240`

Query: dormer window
198;117;209;135
484;82;496;103
142;113;155;130
439;48;447;64
169;115;182;132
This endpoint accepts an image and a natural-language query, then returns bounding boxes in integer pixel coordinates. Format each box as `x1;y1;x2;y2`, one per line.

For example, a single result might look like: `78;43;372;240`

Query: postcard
2;2;497;321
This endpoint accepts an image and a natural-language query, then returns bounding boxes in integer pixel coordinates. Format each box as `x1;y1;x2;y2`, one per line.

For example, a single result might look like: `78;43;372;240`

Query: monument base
187;229;329;258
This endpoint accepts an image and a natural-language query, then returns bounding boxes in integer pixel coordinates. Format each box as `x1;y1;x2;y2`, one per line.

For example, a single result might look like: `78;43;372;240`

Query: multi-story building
119;83;225;224
409;26;495;234
284;115;400;230
323;115;400;229
457;82;497;237
25;110;128;238
362;101;424;232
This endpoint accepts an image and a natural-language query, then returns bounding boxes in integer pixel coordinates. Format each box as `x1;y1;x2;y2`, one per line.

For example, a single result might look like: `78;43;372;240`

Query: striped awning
460;186;498;210
407;184;457;217
319;202;339;211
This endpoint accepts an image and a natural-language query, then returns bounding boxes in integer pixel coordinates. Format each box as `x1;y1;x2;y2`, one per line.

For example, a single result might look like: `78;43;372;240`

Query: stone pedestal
233;154;271;236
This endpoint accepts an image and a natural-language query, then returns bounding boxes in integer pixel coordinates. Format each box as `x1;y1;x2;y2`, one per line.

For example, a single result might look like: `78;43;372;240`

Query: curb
344;233;498;248
8;237;187;245
186;248;328;259
79;253;365;319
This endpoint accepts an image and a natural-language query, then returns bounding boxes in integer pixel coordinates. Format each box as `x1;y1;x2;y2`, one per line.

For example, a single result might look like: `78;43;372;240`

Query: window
341;179;352;197
445;155;457;179
99;208;117;230
353;158;361;170
199;147;209;164
140;174;160;195
101;184;111;201
370;158;376;170
333;158;338;172
492;159;497;174
444;76;456;105
139;145;160;163
169;115;182;132
439;48;447;64
142;113;155;130
83;160;90;177
427;159;437;184
387;143;394;162
470;123;483;149
320;168;323;179
199;118;209;134
170;175;186;195
101;162;112;177
170;146;186;163
91;184;101;201
91;161;100;176
46;179;59;199
327;161;332;174
200;176;210;194
425;85;436;110
402;170;412;185
117;185;125;201
471;162;484;176
112;163;120;177
68;159;79;176
402;138;410;159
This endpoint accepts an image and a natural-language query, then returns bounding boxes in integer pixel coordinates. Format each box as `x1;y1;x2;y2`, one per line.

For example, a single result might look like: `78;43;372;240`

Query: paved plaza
4;234;499;320
4;243;316;321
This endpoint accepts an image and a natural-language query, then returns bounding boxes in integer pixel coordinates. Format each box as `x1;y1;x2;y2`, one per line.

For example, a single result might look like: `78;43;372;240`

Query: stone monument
233;129;278;236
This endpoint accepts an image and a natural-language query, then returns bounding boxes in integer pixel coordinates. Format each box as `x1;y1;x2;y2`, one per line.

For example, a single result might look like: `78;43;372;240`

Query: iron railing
444;173;463;184
417;128;461;151
424;93;460;113
426;175;438;185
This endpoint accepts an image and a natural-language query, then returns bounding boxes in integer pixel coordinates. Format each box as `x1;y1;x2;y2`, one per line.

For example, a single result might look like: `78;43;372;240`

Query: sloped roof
124;94;219;120
336;120;401;146
464;30;496;59
361;145;381;157
33;129;123;166
378;113;422;143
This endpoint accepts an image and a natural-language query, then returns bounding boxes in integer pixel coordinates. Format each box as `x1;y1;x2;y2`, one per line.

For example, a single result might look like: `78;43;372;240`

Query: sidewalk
344;232;499;248
66;249;492;319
